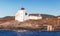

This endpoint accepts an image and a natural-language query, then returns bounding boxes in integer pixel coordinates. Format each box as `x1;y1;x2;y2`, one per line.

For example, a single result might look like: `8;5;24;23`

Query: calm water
0;30;60;36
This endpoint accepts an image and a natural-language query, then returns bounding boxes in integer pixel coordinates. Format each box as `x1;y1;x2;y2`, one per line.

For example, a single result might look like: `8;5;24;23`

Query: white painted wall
24;15;29;20
15;10;25;22
28;16;42;20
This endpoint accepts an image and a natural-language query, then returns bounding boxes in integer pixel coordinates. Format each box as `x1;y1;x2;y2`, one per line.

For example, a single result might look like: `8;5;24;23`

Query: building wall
15;10;25;22
24;15;29;20
28;16;42;20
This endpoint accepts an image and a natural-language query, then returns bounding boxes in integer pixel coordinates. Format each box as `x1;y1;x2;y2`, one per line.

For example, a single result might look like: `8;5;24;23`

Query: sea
0;30;60;36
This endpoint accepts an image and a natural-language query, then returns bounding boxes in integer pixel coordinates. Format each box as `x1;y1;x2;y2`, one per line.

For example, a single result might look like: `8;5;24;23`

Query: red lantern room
21;8;25;10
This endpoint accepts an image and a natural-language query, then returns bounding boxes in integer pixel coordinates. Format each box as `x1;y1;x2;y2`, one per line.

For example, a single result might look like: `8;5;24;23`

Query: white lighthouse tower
15;8;26;22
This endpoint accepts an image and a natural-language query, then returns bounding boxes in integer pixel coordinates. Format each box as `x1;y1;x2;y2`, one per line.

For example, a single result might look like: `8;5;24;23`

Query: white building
28;14;42;20
15;8;42;22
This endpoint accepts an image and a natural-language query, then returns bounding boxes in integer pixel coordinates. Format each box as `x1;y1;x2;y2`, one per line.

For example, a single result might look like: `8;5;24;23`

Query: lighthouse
15;8;42;22
15;8;26;22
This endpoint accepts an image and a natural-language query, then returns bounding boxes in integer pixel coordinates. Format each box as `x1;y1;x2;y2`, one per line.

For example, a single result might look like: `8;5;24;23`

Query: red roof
21;8;25;10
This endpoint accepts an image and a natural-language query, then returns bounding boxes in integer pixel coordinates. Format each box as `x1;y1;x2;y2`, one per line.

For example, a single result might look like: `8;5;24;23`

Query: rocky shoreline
0;16;60;31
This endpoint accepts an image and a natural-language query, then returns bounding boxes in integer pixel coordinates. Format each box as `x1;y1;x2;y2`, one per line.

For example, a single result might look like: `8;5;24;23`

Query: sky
0;0;60;17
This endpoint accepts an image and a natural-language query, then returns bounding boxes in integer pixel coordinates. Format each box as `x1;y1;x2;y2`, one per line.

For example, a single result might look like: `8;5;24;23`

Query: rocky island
0;15;59;31
0;8;60;31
